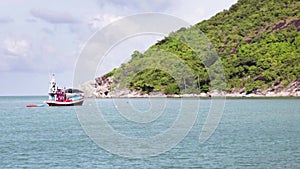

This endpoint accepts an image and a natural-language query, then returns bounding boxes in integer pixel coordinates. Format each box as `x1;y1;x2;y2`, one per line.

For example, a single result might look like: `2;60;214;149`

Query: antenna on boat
49;74;56;92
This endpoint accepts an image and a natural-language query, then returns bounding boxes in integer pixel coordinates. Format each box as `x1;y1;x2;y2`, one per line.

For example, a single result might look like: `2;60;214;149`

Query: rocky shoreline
80;76;300;98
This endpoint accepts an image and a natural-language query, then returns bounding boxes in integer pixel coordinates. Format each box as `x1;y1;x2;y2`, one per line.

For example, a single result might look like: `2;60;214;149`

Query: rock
239;87;245;94
265;91;276;97
80;76;114;98
199;93;208;97
261;77;300;97
208;90;226;97
79;80;97;98
253;89;263;95
246;93;260;97
274;84;284;93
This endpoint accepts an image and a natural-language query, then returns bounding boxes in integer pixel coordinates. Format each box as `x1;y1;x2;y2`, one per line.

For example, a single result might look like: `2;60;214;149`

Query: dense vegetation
106;0;300;94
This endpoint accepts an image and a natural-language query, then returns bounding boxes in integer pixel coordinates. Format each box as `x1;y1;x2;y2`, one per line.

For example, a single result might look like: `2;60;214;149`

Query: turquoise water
0;96;299;168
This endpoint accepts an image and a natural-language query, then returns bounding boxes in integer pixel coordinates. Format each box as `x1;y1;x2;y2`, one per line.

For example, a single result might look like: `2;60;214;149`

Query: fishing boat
45;74;84;106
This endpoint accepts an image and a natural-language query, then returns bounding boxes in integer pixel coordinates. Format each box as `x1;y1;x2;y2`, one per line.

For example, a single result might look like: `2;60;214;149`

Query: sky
0;0;238;96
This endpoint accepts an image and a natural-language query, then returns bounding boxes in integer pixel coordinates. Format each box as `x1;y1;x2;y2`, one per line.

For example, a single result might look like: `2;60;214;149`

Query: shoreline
81;76;300;99
0;95;299;99
88;92;300;98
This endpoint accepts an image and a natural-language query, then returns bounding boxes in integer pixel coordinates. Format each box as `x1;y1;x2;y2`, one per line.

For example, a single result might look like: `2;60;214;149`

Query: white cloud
3;38;31;58
30;8;80;24
0;38;32;71
0;37;66;73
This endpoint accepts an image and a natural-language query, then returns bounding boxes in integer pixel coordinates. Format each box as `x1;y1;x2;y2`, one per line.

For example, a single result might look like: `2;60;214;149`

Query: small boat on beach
45;74;84;106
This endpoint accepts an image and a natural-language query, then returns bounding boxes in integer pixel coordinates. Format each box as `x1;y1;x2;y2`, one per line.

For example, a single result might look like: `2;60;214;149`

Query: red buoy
26;104;37;107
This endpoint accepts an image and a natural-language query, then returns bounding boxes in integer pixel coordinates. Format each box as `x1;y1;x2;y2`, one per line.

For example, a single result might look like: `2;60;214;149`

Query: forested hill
95;0;300;96
195;0;300;94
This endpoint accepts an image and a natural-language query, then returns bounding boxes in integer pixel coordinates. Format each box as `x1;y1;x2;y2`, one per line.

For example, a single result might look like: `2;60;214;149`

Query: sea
0;96;299;168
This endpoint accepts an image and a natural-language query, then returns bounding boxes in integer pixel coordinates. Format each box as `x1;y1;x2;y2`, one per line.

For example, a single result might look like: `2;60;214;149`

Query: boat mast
49;74;56;92
49;74;57;100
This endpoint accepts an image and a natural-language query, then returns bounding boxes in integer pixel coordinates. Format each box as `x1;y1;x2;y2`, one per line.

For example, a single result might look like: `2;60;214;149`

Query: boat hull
46;99;84;106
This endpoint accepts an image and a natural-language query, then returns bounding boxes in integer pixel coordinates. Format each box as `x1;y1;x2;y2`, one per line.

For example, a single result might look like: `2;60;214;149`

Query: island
80;0;300;98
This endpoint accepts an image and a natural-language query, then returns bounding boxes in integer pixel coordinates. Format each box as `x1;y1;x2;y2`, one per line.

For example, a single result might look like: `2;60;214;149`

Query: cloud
2;38;31;58
30;8;80;24
0;17;14;24
0;37;73;73
0;38;32;71
88;14;122;31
